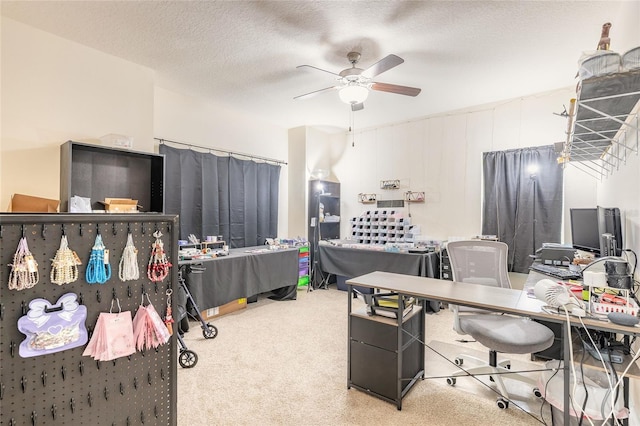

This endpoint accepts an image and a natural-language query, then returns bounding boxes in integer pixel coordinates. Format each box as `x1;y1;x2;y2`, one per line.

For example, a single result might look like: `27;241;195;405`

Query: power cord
540;365;560;426
577;317;630;424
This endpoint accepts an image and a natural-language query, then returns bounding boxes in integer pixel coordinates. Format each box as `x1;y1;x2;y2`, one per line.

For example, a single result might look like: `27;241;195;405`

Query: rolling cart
175;262;219;368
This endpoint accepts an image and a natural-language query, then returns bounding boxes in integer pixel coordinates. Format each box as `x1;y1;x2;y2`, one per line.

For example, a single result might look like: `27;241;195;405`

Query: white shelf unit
558;69;640;180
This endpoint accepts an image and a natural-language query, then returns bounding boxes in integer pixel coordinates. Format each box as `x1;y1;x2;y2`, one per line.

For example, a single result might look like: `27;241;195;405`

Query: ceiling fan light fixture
338;85;369;105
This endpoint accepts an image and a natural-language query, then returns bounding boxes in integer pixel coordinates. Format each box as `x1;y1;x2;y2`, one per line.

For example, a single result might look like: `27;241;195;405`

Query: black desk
318;244;439;278
182;246;299;310
319;244;440;311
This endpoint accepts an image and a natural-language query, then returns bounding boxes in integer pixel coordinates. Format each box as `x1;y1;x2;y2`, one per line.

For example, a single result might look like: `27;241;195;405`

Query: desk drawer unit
349;307;424;407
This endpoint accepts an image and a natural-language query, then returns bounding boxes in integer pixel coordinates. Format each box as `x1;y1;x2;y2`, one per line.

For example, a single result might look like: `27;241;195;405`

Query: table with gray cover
182;246;299;310
318;243;441;311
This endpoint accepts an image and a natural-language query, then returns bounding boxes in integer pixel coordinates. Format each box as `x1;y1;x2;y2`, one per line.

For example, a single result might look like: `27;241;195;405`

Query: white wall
325;88;594;242
1;18;290;238
592;110;640;426
153;86;289;237
596;112;640;260
597;109;640;426
1;17;155;209
288;127;307;238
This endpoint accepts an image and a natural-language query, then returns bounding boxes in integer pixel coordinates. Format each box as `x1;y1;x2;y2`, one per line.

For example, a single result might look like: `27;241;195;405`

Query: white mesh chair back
447;240;511;289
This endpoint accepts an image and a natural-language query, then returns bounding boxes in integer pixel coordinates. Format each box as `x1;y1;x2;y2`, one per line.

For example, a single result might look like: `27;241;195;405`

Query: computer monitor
597;206;623;256
570;208;601;255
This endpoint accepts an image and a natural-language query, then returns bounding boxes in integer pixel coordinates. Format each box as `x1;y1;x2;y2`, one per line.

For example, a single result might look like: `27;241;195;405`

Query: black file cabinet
348;304;425;409
532;319;563;361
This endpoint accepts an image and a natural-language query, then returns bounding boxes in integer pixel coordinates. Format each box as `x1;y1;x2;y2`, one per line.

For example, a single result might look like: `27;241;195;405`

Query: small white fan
534;279;584;309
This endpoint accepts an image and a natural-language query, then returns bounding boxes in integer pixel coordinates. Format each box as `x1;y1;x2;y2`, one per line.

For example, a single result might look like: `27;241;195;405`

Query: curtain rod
155;138;287;165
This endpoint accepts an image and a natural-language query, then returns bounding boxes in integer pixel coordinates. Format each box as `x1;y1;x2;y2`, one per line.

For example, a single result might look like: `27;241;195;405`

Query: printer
537;243;576;266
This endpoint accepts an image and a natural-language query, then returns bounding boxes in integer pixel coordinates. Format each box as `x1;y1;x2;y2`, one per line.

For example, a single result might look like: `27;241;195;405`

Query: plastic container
578;51;621;80
539;360;628;422
622;46;640;71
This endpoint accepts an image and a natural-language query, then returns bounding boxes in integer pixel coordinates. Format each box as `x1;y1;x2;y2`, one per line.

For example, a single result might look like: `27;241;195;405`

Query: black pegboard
0;214;178;426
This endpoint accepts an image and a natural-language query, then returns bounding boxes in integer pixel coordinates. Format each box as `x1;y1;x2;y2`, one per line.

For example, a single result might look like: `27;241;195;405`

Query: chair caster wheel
533;387;542;398
496;397;509;409
446;377;456;386
454;357;463;366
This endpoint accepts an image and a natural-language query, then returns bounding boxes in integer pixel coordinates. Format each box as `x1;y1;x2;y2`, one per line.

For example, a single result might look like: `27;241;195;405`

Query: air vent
377;200;404;208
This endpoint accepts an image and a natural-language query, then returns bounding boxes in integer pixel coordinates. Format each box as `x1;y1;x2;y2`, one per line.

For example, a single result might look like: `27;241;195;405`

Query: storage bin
622;46;640;70
579;51;621;80
298;275;310;286
539;360;628;422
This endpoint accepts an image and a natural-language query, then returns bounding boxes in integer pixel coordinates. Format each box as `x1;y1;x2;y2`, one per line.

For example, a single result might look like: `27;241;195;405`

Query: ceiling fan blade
371;82;421;97
351;103;364;112
361;54;404;78
293;86;339;100
296;64;340;77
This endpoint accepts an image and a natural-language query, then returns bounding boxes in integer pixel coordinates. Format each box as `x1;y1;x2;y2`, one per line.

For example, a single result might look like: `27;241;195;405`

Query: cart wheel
202;323;218;339
446;377;456;386
179;350;198;368
533;387;543;398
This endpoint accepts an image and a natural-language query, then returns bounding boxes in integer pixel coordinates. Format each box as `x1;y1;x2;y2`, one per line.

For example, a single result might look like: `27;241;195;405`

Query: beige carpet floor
177;286;553;425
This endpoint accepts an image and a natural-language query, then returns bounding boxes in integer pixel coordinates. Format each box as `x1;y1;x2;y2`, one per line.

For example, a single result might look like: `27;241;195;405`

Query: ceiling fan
294;52;421;111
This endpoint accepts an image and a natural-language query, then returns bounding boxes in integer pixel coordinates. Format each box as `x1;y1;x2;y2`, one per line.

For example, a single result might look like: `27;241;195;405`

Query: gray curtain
160;144;280;247
482;145;563;273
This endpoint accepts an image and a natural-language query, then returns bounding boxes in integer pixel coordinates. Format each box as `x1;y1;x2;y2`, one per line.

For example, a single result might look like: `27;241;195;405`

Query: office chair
445;240;555;409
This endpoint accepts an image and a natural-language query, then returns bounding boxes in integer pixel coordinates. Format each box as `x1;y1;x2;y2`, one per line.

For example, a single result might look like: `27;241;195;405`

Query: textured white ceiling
2;1;639;131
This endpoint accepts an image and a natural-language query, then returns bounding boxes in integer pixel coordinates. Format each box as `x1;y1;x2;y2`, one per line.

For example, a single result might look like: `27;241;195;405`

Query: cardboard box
101;198;139;213
200;298;247;320
7;193;59;212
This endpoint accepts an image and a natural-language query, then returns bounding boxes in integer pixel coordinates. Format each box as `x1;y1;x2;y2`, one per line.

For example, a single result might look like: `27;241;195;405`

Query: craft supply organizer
0;214;178;426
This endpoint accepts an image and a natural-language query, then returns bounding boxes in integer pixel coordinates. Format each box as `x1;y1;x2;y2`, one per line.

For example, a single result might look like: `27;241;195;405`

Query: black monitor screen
597;206;623;256
570;208;601;255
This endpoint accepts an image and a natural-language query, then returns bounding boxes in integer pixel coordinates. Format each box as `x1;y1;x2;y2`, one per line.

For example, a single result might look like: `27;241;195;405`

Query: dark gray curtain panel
160;144;280;247
482;145;563;273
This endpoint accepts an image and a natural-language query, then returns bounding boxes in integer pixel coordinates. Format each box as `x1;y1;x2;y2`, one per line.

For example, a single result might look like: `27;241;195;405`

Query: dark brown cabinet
348;302;425;409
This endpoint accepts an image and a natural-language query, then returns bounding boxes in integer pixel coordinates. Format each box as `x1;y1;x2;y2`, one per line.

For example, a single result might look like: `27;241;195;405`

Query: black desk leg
347;284;352;389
